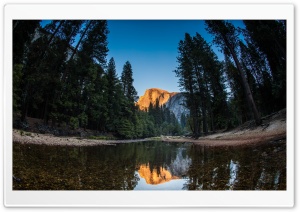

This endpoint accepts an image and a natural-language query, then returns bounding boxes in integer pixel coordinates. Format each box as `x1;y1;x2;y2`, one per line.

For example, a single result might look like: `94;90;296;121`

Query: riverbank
13;129;160;146
162;109;286;147
13;109;286;147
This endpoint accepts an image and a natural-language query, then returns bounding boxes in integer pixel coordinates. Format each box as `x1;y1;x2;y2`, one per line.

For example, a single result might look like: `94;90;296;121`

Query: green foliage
19;130;32;137
13;20;41;64
19;130;24;136
69;117;79;130
121;61;138;103
12;19;183;139
175;32;229;136
116;118;134;139
134;115;144;138
205;20;262;126
13;20;285;140
78;113;88;129
243;20;286;111
13;64;23;113
25;132;32;136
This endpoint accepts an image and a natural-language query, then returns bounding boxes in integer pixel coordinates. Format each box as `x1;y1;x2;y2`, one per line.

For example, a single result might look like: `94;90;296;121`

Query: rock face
136;88;189;121
165;93;189;122
136;88;178;111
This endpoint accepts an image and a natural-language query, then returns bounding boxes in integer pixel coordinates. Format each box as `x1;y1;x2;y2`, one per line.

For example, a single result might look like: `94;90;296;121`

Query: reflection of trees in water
168;148;191;177
13;140;286;190
13;141;191;190
13;143;140;190
134;141;188;176
184;141;286;190
134;142;193;186
227;160;239;190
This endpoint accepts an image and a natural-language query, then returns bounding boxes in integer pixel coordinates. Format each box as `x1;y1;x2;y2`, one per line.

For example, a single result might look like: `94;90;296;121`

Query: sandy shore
13;130;155;146
162;118;286;147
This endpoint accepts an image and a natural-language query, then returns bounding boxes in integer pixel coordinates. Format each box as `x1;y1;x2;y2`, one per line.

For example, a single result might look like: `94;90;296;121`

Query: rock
136;88;178;111
165;93;189;121
136;88;189;121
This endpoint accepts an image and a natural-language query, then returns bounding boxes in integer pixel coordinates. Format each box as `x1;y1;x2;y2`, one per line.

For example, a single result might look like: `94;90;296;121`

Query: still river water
13;140;286;190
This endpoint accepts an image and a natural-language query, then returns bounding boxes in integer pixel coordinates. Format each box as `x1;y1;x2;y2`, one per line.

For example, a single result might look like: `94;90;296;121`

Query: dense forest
13;20;182;138
175;20;286;137
13;20;286;139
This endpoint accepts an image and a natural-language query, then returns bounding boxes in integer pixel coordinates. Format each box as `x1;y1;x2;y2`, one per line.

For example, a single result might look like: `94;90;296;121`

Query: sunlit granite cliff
136;88;189;121
136;88;178;111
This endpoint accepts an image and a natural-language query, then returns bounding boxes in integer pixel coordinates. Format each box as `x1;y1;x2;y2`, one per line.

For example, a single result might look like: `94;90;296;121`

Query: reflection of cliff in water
138;164;179;185
137;147;192;185
168;148;191;177
13;140;286;190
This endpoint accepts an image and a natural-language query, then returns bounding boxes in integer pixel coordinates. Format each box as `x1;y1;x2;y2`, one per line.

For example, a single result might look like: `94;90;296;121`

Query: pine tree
175;32;229;136
121;61;138;103
175;34;201;137
13;20;40;115
239;41;274;116
119;61;138;136
243;20;286;111
106;57;122;132
13;20;41;64
205;20;262;125
19;20;84;122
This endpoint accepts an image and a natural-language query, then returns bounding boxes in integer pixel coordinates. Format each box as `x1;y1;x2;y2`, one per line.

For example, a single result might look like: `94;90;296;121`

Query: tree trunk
187;72;200;137
60;20;93;85
69;21;93;62
194;67;208;135
38;21;65;62
43;95;49;124
228;44;262;125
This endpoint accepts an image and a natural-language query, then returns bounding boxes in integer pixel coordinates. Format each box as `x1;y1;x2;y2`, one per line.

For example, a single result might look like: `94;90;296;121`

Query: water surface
13;140;286;190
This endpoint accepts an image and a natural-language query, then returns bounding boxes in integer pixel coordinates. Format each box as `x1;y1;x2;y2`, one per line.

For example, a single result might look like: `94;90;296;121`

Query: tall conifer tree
205;20;262;125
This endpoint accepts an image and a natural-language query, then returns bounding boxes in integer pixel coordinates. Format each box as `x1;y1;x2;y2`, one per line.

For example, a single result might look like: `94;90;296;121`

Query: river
13;140;286;190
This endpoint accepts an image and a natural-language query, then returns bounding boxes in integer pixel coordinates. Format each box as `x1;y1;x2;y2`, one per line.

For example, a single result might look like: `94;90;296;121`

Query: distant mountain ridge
136;88;189;121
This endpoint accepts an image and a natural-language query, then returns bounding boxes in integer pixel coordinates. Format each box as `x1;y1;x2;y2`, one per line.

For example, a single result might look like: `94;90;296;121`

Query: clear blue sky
107;20;244;97
107;20;215;97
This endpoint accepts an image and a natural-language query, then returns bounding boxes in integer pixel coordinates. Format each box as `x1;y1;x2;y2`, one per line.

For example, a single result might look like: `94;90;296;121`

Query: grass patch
25;132;32;136
20;130;32;137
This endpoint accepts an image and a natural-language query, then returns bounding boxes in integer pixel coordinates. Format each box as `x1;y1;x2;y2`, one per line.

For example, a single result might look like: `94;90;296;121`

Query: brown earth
12;129;155;146
162;109;287;147
13;109;286;147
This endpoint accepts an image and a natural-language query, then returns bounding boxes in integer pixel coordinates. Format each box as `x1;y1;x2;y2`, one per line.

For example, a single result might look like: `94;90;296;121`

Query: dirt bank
162;109;287;147
13;130;155;146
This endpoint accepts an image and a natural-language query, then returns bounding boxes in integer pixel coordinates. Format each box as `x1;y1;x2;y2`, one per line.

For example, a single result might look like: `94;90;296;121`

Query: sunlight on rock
138;164;179;185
